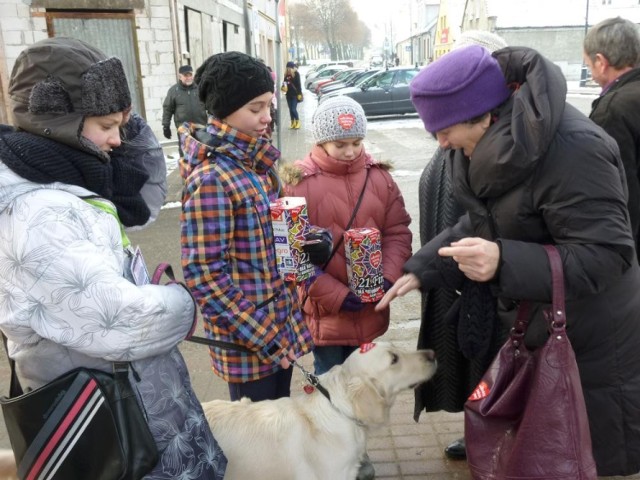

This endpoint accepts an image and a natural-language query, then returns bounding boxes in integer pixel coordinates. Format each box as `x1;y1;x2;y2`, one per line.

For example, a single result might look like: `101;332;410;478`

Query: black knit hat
195;51;274;120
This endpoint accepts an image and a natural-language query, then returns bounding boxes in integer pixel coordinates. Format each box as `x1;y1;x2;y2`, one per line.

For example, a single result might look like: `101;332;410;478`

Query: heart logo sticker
337;113;355;130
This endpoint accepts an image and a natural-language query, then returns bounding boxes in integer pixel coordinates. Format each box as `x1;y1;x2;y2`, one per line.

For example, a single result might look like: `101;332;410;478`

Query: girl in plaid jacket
179;52;313;401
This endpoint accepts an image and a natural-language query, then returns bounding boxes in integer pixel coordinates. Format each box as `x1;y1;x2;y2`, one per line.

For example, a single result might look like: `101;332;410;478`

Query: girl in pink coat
280;96;412;372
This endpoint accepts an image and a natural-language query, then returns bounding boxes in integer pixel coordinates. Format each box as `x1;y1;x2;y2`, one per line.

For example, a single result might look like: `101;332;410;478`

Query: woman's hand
438;237;500;282
375;273;421;311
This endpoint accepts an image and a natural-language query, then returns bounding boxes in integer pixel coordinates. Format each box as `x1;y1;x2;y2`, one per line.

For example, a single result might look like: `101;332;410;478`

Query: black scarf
436;236;499;360
0;126;150;227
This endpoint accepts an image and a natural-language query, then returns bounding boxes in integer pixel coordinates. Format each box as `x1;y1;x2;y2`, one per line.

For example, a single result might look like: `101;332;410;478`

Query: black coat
414;149;507;418
405;47;640;476
589;68;640;256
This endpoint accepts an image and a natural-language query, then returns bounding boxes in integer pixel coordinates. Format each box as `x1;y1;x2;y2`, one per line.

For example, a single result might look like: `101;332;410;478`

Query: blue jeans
313;345;358;375
227;366;293;401
286;96;299;121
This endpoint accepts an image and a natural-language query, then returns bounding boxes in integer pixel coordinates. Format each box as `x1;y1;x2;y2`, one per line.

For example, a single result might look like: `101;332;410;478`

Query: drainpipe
169;0;181;71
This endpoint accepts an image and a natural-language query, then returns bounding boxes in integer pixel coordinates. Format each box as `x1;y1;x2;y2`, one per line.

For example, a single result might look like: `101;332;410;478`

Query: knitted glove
163;126;172;139
341;292;365;312
302;228;333;266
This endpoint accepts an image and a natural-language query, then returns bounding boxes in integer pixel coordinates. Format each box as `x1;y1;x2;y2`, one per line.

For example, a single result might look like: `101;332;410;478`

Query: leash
291;359;366;427
291;359;331;400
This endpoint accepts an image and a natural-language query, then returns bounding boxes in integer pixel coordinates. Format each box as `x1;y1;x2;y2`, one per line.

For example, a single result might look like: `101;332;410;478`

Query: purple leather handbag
464;245;597;480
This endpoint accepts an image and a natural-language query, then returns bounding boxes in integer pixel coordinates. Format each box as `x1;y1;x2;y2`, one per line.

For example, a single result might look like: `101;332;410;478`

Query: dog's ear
348;377;391;426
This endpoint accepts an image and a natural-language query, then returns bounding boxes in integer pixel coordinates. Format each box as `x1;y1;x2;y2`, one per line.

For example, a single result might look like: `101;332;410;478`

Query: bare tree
293;0;368;60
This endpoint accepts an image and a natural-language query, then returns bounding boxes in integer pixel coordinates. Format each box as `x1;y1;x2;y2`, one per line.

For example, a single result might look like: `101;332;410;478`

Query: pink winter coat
280;145;412;346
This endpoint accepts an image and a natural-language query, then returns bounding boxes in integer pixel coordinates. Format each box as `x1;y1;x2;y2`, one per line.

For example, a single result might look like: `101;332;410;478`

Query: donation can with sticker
344;227;384;302
270;197;315;282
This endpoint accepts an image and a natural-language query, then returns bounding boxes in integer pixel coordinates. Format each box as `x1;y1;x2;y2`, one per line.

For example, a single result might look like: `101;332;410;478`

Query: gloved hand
341;291;365;312
163;126;172;139
383;278;393;292
302;228;333;266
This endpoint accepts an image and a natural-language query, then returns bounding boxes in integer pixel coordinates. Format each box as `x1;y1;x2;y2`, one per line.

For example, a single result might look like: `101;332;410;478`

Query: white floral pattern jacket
0;160;226;479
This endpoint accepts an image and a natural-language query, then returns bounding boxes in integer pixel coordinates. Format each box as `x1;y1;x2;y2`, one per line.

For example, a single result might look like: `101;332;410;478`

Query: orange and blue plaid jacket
179;120;313;382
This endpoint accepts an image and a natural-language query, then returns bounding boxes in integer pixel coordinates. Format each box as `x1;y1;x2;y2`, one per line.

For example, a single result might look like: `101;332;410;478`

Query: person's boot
444;437;466;460
293;119;301;129
356;453;375;480
289;120;295;129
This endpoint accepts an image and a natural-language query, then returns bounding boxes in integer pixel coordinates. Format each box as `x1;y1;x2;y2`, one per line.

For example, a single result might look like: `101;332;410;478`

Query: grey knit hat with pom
9;37;131;161
195;51;274;120
312;96;367;145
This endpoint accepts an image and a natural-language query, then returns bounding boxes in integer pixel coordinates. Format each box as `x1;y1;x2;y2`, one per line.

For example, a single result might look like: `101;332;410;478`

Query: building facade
0;0;283;137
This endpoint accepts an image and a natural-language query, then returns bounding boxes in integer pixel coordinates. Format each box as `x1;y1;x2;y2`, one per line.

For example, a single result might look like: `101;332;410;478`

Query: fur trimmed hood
279;146;392;187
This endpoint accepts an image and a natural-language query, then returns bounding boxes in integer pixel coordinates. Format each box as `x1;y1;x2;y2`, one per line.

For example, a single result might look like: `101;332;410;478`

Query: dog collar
292;359;367;427
292;360;331;401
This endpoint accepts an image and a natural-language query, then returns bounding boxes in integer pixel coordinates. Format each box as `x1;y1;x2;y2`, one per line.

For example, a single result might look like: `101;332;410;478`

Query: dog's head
328;342;437;427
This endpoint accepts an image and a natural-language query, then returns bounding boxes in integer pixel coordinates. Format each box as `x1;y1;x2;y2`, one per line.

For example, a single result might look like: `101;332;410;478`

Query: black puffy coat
405;47;640;476
589;68;640;256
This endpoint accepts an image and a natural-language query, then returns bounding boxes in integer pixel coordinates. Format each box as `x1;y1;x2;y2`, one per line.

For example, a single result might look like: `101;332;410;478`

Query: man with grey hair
584;16;640;259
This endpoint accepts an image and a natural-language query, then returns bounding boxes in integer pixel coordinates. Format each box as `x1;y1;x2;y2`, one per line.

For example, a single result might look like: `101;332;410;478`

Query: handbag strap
512;245;566;344
1;333;23;397
300;169;370;307
320;168;370;271
543;245;566;329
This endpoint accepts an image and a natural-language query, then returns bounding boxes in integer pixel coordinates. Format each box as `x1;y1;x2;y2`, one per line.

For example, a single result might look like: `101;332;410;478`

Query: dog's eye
390;353;399;364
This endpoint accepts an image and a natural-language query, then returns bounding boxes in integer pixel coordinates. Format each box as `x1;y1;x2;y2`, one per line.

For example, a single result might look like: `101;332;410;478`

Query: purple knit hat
410;45;511;133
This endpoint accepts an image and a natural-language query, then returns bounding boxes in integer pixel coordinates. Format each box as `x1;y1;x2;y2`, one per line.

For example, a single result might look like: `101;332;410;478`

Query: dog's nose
422;349;436;362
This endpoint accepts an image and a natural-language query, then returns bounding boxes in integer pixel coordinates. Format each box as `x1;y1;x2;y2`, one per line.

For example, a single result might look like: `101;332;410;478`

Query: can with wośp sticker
270;197;315;282
344;227;384;302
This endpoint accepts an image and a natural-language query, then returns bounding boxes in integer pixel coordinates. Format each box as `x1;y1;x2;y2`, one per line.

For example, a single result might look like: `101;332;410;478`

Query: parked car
306;60;354;76
304;65;349;90
369;55;384;67
310;68;363;94
319;66;421;116
317;70;380;100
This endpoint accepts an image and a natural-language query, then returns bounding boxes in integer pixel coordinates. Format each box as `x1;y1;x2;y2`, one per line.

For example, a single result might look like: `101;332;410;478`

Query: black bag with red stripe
0;360;158;480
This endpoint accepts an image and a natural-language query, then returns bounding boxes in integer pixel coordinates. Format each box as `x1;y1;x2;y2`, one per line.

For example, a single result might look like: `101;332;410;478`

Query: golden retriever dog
202;342;437;480
0;449;17;480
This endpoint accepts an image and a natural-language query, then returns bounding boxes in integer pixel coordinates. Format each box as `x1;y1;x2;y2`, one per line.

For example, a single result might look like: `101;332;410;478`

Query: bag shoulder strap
2;333;23;397
543;245;566;328
513;245;566;341
320;168;370;270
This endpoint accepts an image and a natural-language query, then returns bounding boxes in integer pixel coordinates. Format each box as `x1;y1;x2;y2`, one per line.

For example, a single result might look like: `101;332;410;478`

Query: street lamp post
274;0;282;149
580;0;590;87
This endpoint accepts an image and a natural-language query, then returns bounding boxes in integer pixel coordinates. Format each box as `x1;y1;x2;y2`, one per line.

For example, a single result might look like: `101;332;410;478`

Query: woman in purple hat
377;44;640;476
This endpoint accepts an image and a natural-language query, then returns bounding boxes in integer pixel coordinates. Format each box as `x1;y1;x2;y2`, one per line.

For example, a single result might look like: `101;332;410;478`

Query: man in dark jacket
584;17;640;259
161;65;207;141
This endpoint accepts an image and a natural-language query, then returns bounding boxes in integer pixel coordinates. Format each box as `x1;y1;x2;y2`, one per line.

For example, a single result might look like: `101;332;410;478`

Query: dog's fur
202;342;437;480
0;450;16;480
0;343;436;480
